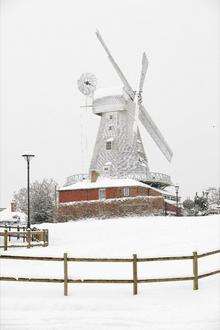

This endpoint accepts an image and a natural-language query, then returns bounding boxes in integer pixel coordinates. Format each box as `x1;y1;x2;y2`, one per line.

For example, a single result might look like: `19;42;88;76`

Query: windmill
77;31;173;189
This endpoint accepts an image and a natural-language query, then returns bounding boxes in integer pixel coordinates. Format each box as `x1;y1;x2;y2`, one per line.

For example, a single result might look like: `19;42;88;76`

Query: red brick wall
58;196;165;221
106;187;121;199
59;185;162;203
87;189;98;201
59;189;99;203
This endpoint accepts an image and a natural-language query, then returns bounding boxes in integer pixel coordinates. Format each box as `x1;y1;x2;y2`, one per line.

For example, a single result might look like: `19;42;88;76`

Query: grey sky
1;0;220;206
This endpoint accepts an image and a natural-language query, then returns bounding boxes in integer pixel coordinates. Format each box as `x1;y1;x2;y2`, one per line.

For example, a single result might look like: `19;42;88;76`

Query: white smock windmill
78;31;173;189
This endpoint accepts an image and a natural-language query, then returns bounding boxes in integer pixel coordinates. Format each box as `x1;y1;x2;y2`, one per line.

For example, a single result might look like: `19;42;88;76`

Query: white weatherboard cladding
89;94;150;179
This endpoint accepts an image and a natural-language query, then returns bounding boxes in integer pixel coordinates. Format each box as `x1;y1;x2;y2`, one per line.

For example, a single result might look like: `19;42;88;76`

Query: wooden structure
0;249;219;296
0;226;49;250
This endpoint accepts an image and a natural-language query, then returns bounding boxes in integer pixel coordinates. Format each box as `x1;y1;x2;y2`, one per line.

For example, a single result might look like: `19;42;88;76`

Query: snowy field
1;215;220;330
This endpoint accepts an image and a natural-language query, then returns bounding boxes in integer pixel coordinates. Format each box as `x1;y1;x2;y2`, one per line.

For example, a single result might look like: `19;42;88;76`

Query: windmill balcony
64;171;172;188
147;172;172;185
64;173;89;186
120;172;172;188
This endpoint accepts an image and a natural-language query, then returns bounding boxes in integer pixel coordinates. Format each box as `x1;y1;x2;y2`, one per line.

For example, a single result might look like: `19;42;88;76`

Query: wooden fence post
133;254;138;295
23;227;25;243
4;230;8;251
43;229;47;247
17;226;20;240
8;226;11;242
193;251;198;290
46;229;49;246
27;229;31;248
64;253;68;296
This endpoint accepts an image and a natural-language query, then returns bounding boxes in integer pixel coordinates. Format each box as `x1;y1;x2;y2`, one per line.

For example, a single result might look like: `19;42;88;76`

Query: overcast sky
0;0;220;206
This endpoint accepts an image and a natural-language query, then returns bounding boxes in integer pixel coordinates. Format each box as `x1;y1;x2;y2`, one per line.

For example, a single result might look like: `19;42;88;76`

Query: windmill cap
94;86;122;99
93;94;127;115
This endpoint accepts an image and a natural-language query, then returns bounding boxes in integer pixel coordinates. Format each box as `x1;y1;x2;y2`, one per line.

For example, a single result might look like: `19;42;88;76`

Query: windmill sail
139;104;173;162
95;31;173;163
96;30;135;100
133;52;149;133
138;52;148;93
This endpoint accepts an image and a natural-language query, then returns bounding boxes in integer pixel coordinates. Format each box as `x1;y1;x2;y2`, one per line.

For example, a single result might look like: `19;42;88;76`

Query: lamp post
175;184;179;216
164;200;167;216
22;154;35;229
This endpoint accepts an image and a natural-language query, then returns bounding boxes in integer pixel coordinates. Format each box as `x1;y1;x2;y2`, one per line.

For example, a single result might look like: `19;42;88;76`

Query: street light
22;154;35;228
175;184;179;216
164;200;167;216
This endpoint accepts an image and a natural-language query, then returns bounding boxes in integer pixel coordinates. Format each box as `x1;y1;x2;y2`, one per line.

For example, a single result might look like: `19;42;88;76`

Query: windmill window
104;166;109;171
108;125;113;130
124;187;130;197
109;115;113;120
106;141;112;150
99;188;106;200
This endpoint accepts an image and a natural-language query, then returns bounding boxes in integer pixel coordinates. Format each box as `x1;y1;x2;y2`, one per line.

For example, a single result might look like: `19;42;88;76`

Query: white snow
59;195;160;206
0;215;220;330
106;137;114;142
0;209;27;225
59;178;148;191
164;199;177;205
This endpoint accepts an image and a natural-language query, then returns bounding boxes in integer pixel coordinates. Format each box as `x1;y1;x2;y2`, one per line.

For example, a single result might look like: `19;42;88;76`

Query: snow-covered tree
206;187;220;206
182;198;194;216
13;179;58;224
194;193;209;215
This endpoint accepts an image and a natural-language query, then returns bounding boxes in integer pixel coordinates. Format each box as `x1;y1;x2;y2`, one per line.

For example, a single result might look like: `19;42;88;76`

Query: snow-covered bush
183;192;209;216
194;194;209;215
182;198;195;216
206;187;220;206
13;179;58;224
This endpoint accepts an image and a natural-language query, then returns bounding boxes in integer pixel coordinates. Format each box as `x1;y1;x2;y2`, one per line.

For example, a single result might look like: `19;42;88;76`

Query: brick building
58;177;179;220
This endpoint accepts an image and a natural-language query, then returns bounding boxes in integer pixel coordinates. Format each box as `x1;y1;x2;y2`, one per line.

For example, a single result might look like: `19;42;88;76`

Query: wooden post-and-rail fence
0;228;49;250
0;249;219;296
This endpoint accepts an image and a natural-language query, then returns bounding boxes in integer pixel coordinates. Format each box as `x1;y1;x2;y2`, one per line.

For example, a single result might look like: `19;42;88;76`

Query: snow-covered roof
106;137;114;142
148;185;176;197
164;199;177;205
59;178;176;197
0;209;27;223
59;178;148;191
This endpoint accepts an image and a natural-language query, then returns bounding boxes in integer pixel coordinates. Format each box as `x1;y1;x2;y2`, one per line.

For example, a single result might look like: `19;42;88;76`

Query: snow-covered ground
1;215;220;330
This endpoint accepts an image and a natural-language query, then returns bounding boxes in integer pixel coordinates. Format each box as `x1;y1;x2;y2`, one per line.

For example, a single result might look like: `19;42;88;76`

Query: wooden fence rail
0;229;49;250
0;225;27;229
0;225;27;243
1;249;219;261
0;249;219;296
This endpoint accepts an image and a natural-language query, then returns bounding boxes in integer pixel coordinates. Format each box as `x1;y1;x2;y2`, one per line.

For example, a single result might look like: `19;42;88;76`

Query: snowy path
1;215;220;330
